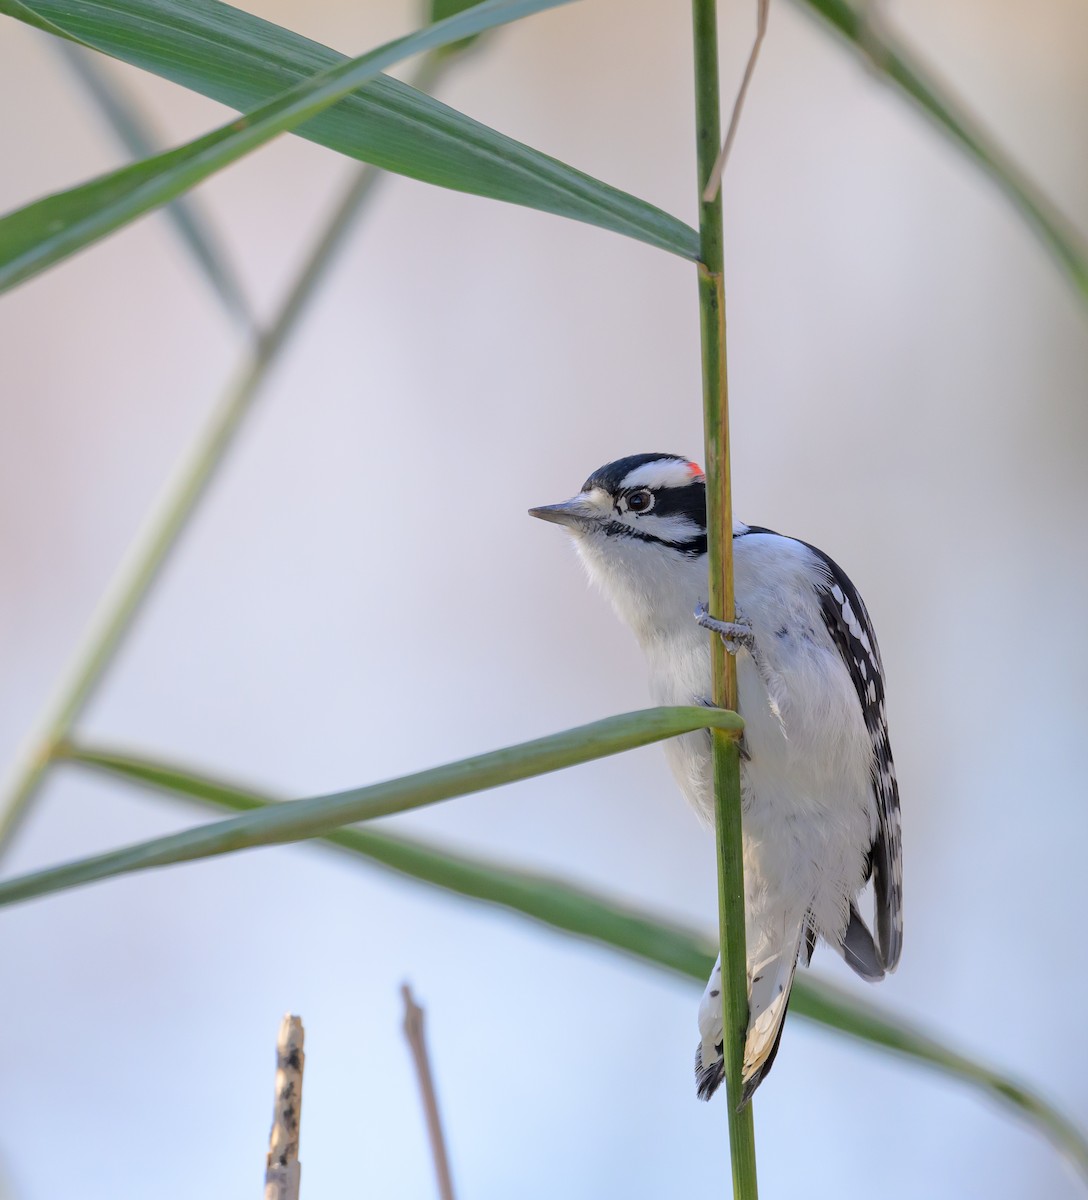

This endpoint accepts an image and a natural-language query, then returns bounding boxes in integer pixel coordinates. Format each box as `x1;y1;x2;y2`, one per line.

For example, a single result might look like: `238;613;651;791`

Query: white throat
572;532;708;647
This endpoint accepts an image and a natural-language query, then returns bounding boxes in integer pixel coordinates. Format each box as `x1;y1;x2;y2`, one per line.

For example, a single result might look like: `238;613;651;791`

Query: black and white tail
697;904;888;1102
695;924;805;1104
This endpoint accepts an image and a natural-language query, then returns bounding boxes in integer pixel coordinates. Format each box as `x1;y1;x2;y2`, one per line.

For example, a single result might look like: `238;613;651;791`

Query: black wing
805;542;903;972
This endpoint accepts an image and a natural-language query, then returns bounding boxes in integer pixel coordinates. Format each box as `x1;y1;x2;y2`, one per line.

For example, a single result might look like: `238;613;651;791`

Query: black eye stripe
642;481;706;524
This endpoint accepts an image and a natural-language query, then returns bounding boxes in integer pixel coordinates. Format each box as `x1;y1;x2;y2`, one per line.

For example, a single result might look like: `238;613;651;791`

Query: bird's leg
696;603;789;738
695;602;754;656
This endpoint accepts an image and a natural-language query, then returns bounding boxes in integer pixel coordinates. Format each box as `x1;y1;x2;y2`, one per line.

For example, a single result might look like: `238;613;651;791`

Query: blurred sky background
1;0;1087;1196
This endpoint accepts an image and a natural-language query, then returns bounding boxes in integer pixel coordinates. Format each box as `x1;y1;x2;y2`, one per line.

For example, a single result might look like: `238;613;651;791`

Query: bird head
529;453;708;556
530;454;711;635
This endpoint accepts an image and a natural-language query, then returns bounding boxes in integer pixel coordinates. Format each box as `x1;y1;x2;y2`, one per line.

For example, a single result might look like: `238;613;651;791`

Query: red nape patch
687;461;705;479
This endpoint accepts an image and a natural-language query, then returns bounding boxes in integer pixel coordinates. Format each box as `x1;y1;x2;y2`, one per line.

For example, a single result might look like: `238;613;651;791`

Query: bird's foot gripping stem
695;603;754;656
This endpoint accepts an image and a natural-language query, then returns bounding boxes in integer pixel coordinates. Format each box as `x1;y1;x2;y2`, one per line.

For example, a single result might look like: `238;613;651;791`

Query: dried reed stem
402;984;456;1200
265;1014;305;1200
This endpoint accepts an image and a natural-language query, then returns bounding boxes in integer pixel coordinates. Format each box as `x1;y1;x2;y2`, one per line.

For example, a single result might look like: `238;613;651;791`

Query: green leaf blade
0;0;699;282
52;739;1088;1181
1;0;578;290
0;706;742;905
794;0;1088;304
429;0;489;56
54;40;255;331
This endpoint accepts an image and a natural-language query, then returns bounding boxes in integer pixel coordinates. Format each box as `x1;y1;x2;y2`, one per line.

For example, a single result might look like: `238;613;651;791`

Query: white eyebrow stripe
620;460;701;490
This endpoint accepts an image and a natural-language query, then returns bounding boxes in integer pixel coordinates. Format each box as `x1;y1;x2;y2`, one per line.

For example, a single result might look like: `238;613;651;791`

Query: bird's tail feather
741;931;803;1100
838;901;885;982
695;925;804;1103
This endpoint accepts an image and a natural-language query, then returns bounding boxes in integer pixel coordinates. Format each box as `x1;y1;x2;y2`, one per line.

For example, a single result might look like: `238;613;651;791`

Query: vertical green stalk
691;2;758;1195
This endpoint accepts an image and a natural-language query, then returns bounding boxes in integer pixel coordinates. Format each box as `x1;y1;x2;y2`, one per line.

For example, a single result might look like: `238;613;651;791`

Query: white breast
599;531;877;951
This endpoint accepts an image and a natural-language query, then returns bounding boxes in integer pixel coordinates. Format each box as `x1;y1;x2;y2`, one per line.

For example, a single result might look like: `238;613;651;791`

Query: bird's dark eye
626;489;654;514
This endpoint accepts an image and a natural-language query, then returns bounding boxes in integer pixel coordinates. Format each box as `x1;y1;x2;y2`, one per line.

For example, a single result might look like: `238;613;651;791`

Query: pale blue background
1;0;1086;1196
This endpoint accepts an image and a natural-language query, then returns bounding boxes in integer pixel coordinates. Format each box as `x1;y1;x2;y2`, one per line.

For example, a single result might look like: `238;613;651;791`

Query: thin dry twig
702;0;770;202
265;1014;305;1200
401;984;457;1200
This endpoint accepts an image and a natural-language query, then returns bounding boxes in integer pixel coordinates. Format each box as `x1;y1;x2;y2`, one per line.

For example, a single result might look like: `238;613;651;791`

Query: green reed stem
692;1;757;1195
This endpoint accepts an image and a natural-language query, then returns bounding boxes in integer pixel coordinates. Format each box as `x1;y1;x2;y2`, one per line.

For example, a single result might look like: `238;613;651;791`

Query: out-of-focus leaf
46;739;1088;1182
793;0;1088;304
429;0;486;56
0;0;616;291
0;0;700;271
4;0;1081;297
53;40;254;331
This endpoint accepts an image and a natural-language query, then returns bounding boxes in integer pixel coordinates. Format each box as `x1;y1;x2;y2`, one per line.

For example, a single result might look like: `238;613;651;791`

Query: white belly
647;623;875;954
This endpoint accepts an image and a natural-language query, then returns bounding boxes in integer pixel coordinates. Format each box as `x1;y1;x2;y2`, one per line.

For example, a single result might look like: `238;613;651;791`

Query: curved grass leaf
47;739;1088;1181
430;0;489;58
53;40;255;332
0;0;612;291
0;707;742;906
0;51;456;861
794;0;1088;304
0;0;700;280
3;1;1082;301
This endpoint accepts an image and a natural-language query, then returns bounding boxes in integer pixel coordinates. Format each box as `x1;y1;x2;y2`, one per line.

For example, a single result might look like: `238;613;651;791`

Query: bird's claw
695;602;754;656
696;695;750;757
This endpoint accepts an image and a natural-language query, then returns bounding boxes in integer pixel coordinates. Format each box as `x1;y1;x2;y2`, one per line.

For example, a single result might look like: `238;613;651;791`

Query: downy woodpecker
530;453;902;1101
